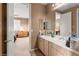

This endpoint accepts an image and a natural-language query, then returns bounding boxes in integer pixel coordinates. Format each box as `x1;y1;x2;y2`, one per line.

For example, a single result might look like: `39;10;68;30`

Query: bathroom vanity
38;35;79;56
37;6;79;56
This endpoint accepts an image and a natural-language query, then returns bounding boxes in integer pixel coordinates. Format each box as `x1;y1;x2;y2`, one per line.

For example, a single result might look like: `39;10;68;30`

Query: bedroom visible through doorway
14;3;31;56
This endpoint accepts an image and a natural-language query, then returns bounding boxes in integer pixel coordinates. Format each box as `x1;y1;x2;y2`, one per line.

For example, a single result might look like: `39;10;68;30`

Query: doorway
7;3;31;56
14;18;31;56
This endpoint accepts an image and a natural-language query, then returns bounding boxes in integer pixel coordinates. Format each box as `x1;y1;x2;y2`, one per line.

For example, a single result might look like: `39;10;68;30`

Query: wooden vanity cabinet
52;43;67;56
49;42;79;56
44;40;49;56
38;38;49;56
66;49;79;56
48;42;54;56
38;38;44;53
48;42;66;56
38;37;79;56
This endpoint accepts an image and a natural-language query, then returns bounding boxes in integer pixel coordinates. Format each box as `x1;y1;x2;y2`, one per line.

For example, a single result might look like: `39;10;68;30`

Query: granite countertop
40;35;79;55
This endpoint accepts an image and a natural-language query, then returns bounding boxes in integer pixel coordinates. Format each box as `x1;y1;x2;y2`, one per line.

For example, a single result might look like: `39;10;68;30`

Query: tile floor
14;37;43;56
31;49;44;56
15;37;31;56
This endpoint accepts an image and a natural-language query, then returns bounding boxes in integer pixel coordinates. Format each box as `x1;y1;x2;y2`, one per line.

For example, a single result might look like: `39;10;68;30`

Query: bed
16;31;29;38
14;31;29;42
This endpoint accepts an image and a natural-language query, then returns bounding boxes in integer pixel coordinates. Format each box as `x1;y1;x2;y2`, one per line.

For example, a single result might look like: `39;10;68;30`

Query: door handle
4;40;13;43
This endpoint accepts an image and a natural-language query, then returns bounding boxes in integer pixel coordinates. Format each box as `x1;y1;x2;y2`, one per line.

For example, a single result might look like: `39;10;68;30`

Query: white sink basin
71;37;79;41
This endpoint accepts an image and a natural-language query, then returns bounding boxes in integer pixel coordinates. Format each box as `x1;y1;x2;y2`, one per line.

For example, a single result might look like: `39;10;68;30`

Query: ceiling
54;3;79;12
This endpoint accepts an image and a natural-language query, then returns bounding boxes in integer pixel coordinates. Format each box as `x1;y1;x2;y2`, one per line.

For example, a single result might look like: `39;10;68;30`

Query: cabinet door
38;38;41;50
66;48;79;56
44;40;49;56
38;38;44;53
48;42;54;56
52;43;67;56
41;39;44;53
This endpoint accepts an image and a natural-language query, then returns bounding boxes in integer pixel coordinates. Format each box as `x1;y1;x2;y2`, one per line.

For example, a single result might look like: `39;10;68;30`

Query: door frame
7;3;15;56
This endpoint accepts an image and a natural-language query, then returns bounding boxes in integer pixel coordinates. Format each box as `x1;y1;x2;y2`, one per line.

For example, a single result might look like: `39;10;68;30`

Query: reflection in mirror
39;17;54;37
55;12;61;35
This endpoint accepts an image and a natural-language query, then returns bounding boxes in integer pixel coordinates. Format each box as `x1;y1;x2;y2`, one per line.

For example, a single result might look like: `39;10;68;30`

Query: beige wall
31;4;46;49
20;19;29;31
0;3;2;55
31;4;55;49
14;18;29;31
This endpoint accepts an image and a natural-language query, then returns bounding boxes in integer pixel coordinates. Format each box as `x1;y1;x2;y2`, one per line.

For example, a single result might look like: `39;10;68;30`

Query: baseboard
30;48;38;52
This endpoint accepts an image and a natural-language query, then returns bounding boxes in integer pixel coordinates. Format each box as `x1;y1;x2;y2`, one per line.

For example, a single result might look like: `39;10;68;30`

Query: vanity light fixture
52;4;55;7
53;3;67;10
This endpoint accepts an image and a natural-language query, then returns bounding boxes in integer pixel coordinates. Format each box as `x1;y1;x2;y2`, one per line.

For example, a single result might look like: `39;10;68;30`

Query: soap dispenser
66;37;71;48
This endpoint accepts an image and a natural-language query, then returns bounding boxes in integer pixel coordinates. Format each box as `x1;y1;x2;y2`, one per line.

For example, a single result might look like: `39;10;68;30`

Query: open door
7;3;14;56
7;3;31;56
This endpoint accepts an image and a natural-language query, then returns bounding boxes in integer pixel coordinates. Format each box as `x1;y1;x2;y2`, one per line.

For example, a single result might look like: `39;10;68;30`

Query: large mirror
55;12;71;36
39;18;52;35
55;12;61;35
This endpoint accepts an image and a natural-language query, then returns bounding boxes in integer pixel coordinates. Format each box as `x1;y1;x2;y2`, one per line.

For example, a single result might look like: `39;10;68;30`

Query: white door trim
7;3;14;56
